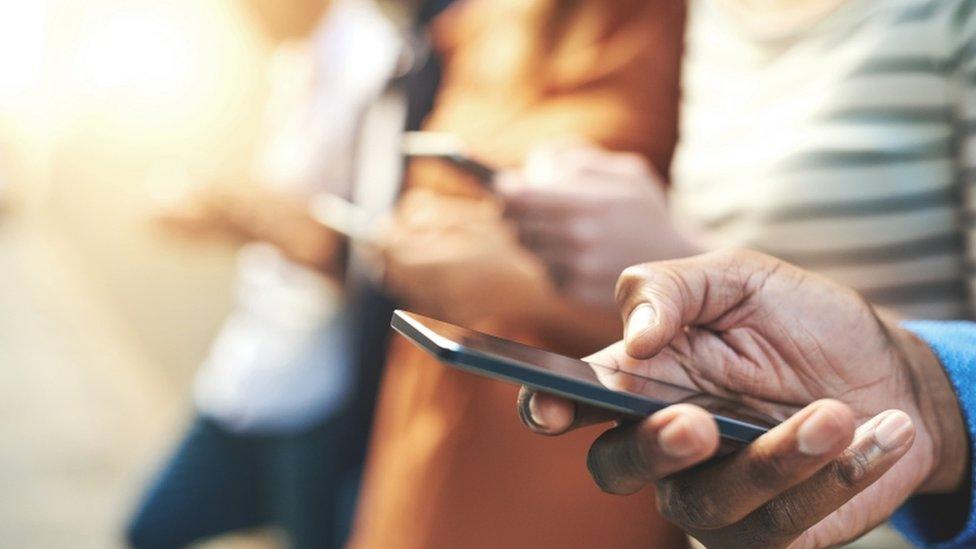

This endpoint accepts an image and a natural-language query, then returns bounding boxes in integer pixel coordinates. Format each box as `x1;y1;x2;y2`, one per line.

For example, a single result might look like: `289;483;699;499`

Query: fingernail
518;392;550;431
873;411;914;451
625;304;657;343
528;395;550;430
797;406;847;456
658;415;702;458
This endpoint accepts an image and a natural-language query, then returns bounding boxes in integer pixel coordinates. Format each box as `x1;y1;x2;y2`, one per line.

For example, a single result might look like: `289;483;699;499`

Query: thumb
615;249;784;359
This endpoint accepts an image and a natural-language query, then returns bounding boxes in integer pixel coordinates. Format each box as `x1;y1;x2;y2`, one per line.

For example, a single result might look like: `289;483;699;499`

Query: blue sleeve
891;321;976;548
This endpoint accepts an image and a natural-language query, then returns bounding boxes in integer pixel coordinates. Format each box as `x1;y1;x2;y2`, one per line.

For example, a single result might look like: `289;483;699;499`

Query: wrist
885;317;969;494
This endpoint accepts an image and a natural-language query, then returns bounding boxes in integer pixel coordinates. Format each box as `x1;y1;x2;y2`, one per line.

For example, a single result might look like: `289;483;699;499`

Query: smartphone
402;132;497;185
391;310;776;444
307;193;381;245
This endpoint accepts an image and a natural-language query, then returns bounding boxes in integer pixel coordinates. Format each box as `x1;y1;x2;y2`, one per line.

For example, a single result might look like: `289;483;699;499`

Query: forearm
217;188;347;276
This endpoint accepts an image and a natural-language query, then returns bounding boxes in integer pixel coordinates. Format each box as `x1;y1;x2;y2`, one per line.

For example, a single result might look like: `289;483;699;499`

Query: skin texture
518;249;968;548
498;143;703;312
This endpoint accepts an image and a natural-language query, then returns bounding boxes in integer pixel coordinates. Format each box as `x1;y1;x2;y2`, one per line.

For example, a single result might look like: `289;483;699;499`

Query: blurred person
126;1;417;547
518;249;974;548
503;0;976;319
348;0;689;548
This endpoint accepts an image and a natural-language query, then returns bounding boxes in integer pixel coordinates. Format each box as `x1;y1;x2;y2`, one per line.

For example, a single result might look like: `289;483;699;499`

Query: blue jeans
126;414;358;549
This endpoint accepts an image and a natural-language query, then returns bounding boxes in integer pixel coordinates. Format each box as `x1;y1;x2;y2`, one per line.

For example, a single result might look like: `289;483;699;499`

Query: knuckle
756;498;807;536
618;264;650;284
716;246;759;262
746;446;797;488
586;427;653;495
615;265;689;323
641;269;689;320
832;448;870;489
713;247;772;279
615;264;651;303
656;479;732;531
586;442;619;494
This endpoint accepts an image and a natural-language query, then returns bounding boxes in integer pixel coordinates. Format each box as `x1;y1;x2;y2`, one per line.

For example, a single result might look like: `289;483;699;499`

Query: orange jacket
350;1;687;547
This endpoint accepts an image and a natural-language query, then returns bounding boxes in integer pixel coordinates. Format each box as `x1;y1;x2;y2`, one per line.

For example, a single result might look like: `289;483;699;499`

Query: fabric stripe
702;187;957;229
823;106;952;125
770;231;964;268
861;279;967;304
815;253;965;289
676;0;973;320
893;2;940;25
849;56;951;77
782;137;953;169
951;1;976;30
895;300;970;320
949;36;976;71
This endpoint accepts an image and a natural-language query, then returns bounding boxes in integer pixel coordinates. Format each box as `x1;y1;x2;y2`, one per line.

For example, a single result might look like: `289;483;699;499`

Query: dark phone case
391;310;771;444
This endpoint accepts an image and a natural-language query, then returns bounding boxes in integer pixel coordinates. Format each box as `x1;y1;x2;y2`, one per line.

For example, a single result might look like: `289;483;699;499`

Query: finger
654;400;855;532
704;410;915;548
587;403;721;495
517;387;620;436
614;249;785;359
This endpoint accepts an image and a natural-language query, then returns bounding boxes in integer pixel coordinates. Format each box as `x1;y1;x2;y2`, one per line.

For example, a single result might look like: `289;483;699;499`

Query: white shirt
194;0;402;433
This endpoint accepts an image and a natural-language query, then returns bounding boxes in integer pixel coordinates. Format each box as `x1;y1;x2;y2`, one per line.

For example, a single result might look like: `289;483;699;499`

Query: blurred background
0;1;288;546
0;0;921;547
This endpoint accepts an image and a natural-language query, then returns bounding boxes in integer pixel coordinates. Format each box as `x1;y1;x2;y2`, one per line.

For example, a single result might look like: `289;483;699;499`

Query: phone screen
394;310;779;441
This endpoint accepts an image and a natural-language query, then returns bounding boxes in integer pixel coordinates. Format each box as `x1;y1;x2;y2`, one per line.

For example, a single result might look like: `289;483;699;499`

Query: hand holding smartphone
391;310;777;444
307;192;383;245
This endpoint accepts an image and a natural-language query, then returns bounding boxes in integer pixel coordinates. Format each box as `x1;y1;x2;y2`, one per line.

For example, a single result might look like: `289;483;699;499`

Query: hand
381;188;555;328
154;181;345;274
518;249;968;548
498;144;703;310
150;179;237;238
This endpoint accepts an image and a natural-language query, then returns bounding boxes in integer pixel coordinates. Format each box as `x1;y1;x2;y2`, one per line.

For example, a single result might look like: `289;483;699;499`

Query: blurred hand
498;144;703;311
153;181;344;275
381;188;555;328
518;249;967;548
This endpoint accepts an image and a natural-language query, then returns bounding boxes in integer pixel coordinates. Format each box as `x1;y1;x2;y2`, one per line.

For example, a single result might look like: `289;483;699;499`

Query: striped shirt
672;0;976;319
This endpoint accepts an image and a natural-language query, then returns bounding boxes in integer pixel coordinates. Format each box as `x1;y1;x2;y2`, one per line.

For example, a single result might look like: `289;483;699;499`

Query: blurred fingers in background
498;142;704;311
